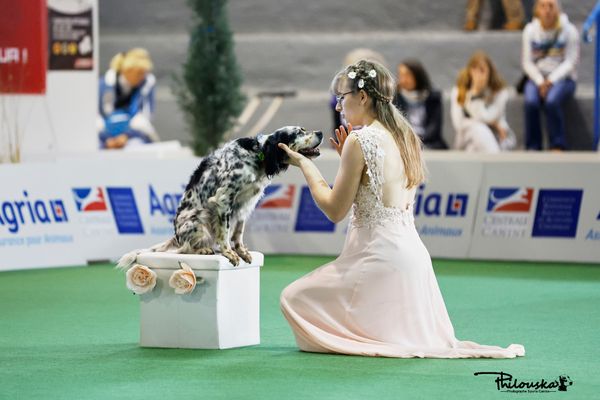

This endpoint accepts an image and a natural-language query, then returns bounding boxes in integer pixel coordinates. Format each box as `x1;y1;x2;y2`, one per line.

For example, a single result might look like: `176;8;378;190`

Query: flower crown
346;64;392;103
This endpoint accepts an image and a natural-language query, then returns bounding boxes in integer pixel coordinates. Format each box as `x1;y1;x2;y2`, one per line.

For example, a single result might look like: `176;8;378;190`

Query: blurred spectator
464;0;525;31
523;0;535;22
522;0;579;151
393;59;448;149
330;48;387;136
451;51;517;152
98;48;159;149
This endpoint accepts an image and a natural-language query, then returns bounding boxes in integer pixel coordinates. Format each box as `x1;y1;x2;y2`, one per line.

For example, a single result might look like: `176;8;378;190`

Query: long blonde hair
109;48;153;73
331;59;425;188
455;50;506;106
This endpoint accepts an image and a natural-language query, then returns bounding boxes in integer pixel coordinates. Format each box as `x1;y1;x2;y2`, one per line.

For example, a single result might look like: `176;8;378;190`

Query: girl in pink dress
277;60;525;358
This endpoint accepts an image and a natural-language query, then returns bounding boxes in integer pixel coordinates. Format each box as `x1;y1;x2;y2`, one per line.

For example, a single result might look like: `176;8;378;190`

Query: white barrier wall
0;157;198;270
469;153;600;263
1;151;599;271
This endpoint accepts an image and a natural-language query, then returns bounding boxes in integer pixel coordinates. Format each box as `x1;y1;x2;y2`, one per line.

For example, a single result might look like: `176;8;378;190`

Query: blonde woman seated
98;48;159;149
450;51;516;152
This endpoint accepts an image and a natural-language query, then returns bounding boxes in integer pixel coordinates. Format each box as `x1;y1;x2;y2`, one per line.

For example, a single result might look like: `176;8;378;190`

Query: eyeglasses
335;91;353;104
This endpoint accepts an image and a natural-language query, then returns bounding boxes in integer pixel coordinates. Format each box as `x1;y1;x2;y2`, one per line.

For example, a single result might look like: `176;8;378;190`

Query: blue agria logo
414;184;469;217
0;191;69;234
149;185;183;222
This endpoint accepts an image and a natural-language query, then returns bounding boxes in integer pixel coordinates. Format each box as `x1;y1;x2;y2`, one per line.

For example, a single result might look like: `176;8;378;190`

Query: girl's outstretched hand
278;143;306;167
330;123;353;156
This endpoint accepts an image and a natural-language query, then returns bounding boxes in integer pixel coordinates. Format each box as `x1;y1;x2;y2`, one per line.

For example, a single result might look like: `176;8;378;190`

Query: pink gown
280;124;525;358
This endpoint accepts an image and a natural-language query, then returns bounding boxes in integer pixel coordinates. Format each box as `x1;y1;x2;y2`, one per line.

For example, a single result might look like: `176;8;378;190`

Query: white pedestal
135;251;263;349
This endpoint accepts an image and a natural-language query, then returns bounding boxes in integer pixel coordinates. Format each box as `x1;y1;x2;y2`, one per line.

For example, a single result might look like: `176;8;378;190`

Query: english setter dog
118;126;322;268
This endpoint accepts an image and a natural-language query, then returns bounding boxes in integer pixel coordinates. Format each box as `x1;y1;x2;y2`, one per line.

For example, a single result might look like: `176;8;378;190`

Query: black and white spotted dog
118;126;323;268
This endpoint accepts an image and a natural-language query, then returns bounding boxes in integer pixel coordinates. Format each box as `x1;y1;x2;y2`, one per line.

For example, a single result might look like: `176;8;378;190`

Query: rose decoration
347;71;357;79
169;262;203;295
126;264;157;295
368;69;377;78
357;79;365;89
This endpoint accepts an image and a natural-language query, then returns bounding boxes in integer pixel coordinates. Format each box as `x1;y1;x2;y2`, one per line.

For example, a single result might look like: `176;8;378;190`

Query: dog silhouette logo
558;375;573;392
487;187;534;213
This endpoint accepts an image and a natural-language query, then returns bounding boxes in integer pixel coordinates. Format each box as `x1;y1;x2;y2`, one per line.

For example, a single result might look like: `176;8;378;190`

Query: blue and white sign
470;156;600;263
295;186;335;233
106;187;145;234
532;189;583;238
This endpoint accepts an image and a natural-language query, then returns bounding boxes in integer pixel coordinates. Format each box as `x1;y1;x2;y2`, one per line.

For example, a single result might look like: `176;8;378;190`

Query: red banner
0;0;47;94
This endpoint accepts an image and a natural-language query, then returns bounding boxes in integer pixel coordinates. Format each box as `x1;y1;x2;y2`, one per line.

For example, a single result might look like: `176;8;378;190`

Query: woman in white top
277;59;524;358
451;51;516;152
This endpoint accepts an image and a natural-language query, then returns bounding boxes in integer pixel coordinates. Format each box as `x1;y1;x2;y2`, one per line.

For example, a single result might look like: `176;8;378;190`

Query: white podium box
135;251;263;349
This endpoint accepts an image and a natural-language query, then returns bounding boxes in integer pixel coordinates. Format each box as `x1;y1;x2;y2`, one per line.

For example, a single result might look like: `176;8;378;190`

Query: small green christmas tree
174;0;245;156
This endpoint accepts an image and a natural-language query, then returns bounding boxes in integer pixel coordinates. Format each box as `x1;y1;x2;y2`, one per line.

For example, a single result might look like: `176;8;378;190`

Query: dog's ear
263;135;288;178
236;137;259;152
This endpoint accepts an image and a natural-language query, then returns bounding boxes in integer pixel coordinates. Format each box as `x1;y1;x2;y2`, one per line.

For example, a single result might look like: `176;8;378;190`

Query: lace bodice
350;125;415;228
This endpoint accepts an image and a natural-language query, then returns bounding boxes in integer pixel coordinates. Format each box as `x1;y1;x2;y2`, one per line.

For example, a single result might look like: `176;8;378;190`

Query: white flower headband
347;69;377;89
345;66;391;103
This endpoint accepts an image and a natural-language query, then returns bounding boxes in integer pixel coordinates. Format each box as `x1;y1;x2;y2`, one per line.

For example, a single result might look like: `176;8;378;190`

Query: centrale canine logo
474;371;573;393
487;187;534;213
257;184;295;209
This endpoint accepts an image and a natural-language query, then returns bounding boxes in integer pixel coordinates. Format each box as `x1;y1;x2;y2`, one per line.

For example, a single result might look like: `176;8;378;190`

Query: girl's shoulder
363;121;389;137
349;123;387;147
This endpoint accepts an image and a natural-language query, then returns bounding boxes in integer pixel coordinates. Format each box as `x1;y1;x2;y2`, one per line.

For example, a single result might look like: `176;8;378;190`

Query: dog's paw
197;247;215;255
116;250;139;270
221;249;240;266
234;246;252;264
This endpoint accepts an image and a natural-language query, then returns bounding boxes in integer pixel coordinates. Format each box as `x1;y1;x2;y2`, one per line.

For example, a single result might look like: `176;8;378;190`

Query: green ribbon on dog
257;152;265;161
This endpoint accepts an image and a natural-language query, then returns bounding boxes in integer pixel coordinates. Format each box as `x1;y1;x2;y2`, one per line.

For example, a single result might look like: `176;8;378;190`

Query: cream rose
169;262;201;295
126;264;157;295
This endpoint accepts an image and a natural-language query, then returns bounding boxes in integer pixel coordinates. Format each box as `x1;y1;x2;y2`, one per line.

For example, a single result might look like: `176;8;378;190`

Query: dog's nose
315;131;323;140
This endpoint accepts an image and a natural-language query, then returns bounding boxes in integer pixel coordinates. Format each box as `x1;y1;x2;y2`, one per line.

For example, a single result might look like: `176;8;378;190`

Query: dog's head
260;126;323;177
559;375;573;385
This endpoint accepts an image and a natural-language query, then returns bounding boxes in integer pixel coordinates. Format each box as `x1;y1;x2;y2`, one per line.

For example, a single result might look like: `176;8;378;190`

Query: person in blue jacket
98;48;159;149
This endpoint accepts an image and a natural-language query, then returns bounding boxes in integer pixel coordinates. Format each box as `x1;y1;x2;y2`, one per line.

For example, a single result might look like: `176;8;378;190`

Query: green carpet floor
1;256;599;400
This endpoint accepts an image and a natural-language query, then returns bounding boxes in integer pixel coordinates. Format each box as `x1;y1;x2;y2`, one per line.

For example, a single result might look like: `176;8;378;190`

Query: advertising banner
245;154;482;258
1;153;599;271
48;1;94;70
0;163;85;270
58;159;198;262
469;157;600;263
0;159;198;270
413;159;483;258
0;0;47;94
245;157;349;255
